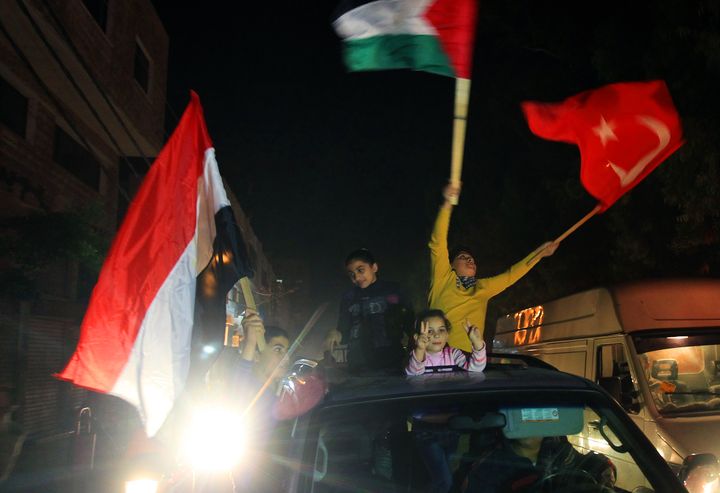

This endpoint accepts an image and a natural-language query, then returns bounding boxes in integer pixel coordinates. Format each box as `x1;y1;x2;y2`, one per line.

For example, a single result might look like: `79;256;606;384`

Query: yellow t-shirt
428;206;542;352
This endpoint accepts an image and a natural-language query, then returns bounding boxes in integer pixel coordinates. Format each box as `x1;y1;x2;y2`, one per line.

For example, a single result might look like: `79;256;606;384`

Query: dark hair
449;245;474;263
414;309;452;333
345;248;376;266
264;325;290;343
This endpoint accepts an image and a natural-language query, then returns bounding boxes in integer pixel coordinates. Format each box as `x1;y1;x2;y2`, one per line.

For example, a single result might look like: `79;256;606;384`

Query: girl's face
424;316;449;354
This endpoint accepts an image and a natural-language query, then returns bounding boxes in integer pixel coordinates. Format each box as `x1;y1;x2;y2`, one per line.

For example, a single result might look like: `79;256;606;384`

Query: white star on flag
592;116;618;147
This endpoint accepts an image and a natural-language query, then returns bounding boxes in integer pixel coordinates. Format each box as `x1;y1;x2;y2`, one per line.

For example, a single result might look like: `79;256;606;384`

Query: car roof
321;364;597;406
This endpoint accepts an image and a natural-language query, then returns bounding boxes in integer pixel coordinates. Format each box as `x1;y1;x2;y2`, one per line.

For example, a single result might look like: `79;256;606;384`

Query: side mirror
599;376;641;413
679;453;719;493
273;359;327;420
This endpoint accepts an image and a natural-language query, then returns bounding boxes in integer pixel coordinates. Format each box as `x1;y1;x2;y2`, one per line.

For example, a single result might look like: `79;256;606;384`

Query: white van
493;278;720;477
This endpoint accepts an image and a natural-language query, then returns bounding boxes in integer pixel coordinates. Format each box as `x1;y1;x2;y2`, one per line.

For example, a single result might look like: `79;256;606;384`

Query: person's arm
452;322;487;372
325;296;350;352
241;309;265;362
406;322;430;375
429;184;460;284
480;241;559;297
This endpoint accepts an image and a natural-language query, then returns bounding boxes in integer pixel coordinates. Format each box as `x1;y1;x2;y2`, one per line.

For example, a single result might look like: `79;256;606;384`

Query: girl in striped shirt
406;309;486;375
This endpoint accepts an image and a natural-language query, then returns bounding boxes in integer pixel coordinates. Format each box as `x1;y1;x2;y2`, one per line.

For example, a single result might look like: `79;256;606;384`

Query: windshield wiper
664;391;720;396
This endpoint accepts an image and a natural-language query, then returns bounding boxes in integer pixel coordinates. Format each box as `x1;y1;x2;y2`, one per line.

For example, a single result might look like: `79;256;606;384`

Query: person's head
449;246;476;277
416;309;451;354
345;248;378;289
257;326;290;380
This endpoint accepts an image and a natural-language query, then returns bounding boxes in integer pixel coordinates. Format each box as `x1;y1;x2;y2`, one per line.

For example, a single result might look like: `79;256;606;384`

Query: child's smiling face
424;316;449;354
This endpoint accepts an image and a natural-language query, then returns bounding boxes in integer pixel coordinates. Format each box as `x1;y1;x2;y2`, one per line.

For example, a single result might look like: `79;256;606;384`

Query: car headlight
124;479;159;493
180;406;247;471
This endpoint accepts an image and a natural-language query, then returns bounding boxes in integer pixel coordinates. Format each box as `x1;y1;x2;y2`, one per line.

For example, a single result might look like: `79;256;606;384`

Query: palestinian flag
333;0;478;78
57;92;252;436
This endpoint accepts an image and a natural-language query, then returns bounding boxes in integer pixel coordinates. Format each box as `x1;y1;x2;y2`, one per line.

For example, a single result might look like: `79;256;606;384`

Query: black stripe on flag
191;205;253;381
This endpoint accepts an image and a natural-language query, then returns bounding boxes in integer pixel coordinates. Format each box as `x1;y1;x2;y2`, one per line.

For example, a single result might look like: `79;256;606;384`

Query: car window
301;394;659;493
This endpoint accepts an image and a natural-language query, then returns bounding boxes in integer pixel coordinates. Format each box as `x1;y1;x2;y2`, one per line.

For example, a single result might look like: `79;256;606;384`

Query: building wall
0;0;168;438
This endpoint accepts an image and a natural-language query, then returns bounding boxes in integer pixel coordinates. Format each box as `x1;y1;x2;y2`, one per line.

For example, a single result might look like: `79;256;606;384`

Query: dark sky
149;1;658;336
151;1;467;324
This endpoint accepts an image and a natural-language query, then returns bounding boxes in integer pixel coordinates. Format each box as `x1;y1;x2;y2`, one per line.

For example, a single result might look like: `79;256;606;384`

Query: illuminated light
125;479;158;493
513;306;544;345
181;406;247;471
202;345;216;355
667;336;689;340
528;327;542;344
221;252;233;264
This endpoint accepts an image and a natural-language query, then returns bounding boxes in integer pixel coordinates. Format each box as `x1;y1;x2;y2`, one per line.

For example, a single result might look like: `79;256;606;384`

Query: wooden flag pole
239;277;257;311
223;277;259;348
526;205;602;266
450;77;471;204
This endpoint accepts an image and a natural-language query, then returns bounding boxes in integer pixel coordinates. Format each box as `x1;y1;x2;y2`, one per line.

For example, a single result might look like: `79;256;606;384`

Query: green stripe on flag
343;34;455;78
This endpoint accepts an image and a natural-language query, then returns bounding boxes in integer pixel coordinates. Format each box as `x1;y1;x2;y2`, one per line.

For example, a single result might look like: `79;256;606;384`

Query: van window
596;343;639;414
635;330;720;416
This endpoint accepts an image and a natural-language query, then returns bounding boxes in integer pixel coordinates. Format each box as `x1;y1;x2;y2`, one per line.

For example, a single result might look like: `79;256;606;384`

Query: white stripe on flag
110;235;198;436
111;147;230;436
334;0;437;40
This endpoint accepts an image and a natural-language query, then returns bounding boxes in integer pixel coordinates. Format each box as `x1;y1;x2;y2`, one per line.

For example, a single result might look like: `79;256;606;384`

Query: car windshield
634;330;720;416
300;386;665;493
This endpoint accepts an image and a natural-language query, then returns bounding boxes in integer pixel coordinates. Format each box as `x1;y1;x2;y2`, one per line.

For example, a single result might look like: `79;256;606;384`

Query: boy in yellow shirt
429;184;558;352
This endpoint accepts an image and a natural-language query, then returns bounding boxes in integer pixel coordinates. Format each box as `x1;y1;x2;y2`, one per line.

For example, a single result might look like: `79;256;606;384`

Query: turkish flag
522;80;684;210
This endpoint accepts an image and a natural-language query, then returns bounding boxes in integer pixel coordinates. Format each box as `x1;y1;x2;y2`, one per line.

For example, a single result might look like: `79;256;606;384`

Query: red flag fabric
57;92;250;436
522;80;683;210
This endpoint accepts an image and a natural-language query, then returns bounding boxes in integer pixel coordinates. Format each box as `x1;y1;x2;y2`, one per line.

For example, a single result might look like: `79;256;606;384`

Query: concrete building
0;0;170;441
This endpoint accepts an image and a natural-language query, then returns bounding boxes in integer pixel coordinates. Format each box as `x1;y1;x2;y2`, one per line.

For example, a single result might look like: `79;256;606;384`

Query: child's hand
536;240;559;259
464;320;484;350
324;329;342;352
413;321;431;354
442;183;461;207
241;308;265;360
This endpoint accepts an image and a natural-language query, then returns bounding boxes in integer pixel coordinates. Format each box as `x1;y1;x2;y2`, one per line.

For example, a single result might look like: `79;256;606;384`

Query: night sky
150;1;678;339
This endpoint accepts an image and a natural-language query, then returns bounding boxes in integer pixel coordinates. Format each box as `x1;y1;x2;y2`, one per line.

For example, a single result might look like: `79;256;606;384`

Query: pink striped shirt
405;343;487;375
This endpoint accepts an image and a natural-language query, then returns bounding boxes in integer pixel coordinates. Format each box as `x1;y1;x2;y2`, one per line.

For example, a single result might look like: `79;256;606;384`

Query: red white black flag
57;92;251;436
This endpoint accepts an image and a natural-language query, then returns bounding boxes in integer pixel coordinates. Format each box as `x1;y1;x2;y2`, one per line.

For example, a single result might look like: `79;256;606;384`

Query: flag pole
224;277;259;348
449;77;471;204
526;205;602;266
237;276;265;351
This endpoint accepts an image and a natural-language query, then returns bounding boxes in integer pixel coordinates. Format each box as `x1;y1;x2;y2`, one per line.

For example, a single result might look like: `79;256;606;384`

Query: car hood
657;414;720;458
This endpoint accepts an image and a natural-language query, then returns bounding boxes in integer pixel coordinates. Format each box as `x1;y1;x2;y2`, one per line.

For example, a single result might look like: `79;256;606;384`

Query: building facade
0;0;169;439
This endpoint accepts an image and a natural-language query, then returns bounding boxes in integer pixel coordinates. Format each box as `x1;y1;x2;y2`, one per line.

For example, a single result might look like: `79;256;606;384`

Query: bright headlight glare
181;406;246;471
125;479;159;493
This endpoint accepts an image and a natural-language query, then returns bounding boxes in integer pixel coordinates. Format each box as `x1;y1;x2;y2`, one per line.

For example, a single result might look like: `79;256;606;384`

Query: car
129;355;710;493
256;355;690;493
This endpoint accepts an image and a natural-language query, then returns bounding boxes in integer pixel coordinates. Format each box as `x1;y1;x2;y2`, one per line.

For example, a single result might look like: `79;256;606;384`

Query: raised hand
464;319;484;350
413;320;431;360
536;240;560;259
241;308;265;360
442;182;461;208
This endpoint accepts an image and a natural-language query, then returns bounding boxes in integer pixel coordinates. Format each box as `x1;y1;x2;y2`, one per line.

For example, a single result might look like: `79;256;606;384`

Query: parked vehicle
493;278;720;482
